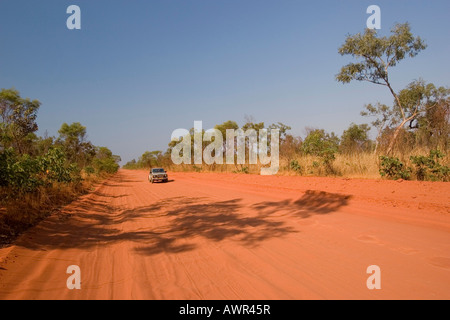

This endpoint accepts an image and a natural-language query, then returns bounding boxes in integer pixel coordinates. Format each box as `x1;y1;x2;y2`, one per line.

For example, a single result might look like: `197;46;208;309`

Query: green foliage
415;96;450;150
214;120;239;138
302;129;339;157
232;166;249;174
140;150;162;169
0;147;80;193
289;160;302;173
336;23;426;85
0;88;41;154
268;122;291;141
340;123;371;153
122;159;138;169
84;166;95;176
336;23;432;154
58;122;86;142
122;150;165;170
92;146;120;174
410;150;449;181
0;88;120;195
40;147;80;183
379;156;411;180
56;122;96;167
3;150;43;192
93;157;119;174
302;129;339;174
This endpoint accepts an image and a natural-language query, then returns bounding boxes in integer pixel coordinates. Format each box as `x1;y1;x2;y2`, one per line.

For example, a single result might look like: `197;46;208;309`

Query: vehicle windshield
152;168;165;173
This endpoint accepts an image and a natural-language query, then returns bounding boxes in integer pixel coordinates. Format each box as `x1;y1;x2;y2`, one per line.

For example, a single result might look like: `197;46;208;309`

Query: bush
41;148;80;183
302;129;340;175
0;149;42;192
302;129;339;158
0;147;82;194
84;166;95;176
233;166;249;174
379;156;412;180
410;150;449;181
0;148;15;187
289;159;302;173
93;157;119;175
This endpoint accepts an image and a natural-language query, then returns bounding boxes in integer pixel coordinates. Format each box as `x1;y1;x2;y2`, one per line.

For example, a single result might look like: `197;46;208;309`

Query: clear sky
1;0;449;164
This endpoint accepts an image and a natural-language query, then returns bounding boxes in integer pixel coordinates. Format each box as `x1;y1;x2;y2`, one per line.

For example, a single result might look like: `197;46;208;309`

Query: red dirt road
0;170;449;299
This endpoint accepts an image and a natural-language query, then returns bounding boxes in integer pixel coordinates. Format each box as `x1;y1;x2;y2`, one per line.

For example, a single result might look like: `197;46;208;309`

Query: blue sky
1;0;449;163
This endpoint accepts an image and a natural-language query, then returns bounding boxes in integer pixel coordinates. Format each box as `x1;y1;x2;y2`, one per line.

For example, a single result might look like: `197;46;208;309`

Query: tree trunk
386;116;415;155
373;125;383;154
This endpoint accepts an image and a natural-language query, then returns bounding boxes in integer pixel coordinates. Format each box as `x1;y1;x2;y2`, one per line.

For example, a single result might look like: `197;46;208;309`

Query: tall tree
336;23;427;153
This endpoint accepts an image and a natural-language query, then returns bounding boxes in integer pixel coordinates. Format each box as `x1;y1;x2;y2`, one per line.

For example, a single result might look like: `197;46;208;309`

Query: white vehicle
148;168;168;183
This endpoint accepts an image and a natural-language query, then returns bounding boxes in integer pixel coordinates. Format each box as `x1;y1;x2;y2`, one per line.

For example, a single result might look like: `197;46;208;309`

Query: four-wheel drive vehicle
149;168;168;183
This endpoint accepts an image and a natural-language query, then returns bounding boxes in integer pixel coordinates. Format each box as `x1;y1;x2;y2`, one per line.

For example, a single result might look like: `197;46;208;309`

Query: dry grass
0;175;101;247
163;149;450;180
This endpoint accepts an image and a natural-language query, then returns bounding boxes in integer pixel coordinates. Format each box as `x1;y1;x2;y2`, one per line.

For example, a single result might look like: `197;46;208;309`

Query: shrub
302;129;339;158
289;160;302;173
302;129;340;175
0;149;43;193
233;166;249;174
93;157;119;175
379;156;412;180
84;166;95;176
0;147;82;194
41;148;80;183
410;150;449;181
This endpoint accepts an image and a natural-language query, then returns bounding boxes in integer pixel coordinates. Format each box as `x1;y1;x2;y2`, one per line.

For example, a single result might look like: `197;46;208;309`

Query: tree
336;23;427;154
112;155;122;164
415;95;450;149
268;122;291;142
340;123;371;154
123;159;138;169
280;134;302;162
214;120;239;138
302;129;340;158
361;102;396;153
92;147;120;174
57;122;95;166
214;120;239;161
0;88;40;154
395;80;449;142
302;129;340;174
139;150;162;168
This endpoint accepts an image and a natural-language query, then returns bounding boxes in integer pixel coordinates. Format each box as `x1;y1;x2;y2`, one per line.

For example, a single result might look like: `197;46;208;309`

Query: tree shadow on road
15;190;351;256
251;190;352;219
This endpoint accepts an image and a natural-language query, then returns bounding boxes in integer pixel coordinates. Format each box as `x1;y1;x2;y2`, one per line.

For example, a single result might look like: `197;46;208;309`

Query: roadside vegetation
0;89;120;245
125;23;449;182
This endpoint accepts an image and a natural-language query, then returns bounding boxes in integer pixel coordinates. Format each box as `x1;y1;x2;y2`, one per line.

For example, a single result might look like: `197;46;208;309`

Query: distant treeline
123;115;449;181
